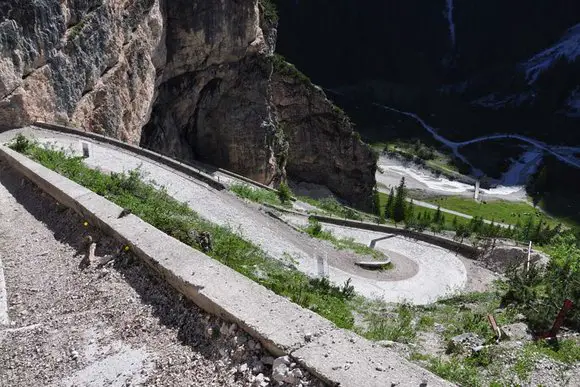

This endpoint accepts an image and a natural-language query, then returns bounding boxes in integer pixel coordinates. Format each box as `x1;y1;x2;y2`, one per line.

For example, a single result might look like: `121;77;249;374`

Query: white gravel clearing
0;128;470;304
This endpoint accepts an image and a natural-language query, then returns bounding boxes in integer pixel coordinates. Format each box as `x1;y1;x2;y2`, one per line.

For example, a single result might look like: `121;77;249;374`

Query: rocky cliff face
0;0;165;143
140;0;286;184
0;0;377;208
271;59;377;209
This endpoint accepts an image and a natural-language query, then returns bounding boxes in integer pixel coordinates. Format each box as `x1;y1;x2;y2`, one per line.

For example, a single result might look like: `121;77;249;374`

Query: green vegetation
503;233;580;331
361;303;416;343
381;139;464;175
259;0;278;23
426;196;560;228
271;54;312;86
392;177;407;223
230;183;290;207
277;181;292;204
11;135;579;387
298;196;369;221
427;357;482;387
305;218;388;262
379;178;571;247
359;288;579;386
9;135;355;329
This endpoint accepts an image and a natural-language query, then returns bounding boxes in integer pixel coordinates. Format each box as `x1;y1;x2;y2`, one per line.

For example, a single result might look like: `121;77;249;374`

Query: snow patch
445;0;456;49
379;163;475;194
500;148;543;186
522;23;580;84
565;87;580;117
471;92;534;109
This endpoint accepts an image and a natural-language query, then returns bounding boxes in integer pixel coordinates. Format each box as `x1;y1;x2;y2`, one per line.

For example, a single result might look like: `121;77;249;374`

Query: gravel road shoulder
0;162;322;387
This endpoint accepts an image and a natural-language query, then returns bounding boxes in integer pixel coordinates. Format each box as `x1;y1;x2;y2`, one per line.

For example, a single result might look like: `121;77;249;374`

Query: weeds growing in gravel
304;218;388;261
427;356;482;387
299;196;366;221
10;137;356;328
230;183;291;208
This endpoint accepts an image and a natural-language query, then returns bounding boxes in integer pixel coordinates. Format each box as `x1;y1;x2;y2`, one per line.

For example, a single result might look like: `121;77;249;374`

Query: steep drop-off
0;0;377;210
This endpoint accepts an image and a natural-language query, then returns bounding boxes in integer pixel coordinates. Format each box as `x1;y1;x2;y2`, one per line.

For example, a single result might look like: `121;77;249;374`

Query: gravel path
0;163;322;387
281;214;469;304
0;127;470;304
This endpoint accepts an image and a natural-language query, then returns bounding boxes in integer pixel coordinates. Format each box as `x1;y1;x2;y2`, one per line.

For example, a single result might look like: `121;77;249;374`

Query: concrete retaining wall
33;122;226;191
263;202;478;258
311;215;478;258
32;122;293;198
0;145;451;387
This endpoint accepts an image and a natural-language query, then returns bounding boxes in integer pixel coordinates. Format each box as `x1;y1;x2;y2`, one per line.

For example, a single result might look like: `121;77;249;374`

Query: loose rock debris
0;163;324;386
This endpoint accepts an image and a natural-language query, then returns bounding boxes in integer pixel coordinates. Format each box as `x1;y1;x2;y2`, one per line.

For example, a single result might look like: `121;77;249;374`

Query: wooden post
536;299;574;339
487;314;501;341
526;241;532;271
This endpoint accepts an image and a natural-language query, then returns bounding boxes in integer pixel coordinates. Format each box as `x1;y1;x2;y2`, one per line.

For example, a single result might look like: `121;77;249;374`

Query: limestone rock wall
0;0;165;143
140;0;287;184
271;63;377;210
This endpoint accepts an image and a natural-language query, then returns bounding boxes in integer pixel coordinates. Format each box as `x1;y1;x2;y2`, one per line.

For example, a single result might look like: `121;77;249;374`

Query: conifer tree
384;188;395;220
392;178;407;223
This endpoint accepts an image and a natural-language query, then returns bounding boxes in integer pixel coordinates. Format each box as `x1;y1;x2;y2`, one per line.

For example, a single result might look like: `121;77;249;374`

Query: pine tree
406;199;415;221
434;205;442;224
373;186;381;216
523;216;535;241
384;188;395;220
392;177;407;223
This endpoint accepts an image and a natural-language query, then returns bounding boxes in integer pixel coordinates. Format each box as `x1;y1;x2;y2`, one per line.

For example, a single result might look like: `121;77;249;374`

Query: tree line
375;177;565;246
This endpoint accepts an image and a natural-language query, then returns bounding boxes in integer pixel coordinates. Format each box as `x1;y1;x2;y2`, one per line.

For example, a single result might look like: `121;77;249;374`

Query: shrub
10;134;33;153
277;182;292;204
503;235;580;332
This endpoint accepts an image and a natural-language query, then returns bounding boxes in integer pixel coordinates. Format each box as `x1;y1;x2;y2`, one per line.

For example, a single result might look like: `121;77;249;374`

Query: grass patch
272;54;312;86
230;183;290;208
531;339;580;365
381;140;462;174
304;218;387;261
425;196;559;227
259;0;278;23
377;191;469;230
9;135;356;329
298;196;374;222
427;356;482;387
361;303;417;343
